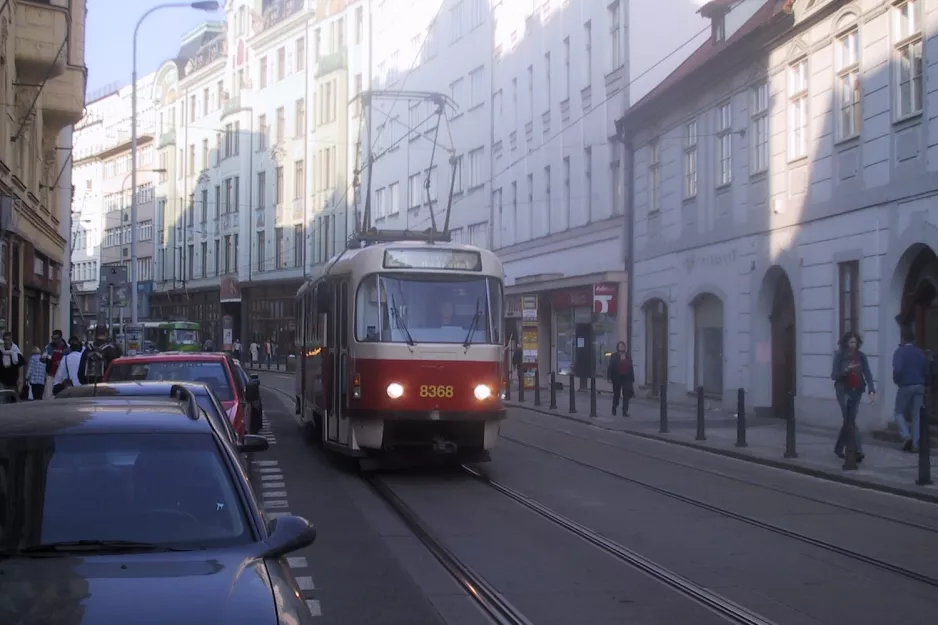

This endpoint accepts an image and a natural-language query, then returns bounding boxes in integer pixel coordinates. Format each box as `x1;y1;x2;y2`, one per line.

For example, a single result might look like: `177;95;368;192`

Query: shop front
551;282;619;384
242;280;303;355
150;287;221;342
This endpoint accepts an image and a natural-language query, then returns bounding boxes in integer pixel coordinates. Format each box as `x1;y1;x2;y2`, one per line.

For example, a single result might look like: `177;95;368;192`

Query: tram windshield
356;274;503;345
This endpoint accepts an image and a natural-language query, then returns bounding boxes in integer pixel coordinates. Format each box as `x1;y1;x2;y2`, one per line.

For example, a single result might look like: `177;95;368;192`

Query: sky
86;0;224;97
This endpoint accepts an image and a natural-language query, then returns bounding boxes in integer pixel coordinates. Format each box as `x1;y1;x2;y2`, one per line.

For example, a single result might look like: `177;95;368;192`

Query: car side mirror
261;514;317;559
238;434;269;454
250;373;259;382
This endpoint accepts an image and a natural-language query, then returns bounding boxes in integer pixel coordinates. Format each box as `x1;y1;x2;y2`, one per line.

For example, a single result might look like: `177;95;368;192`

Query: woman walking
606;341;635;416
831;331;875;462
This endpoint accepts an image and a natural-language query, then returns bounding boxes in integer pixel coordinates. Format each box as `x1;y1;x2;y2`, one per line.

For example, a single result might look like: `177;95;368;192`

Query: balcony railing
158;128;176;148
222;94;241;118
316;47;347;78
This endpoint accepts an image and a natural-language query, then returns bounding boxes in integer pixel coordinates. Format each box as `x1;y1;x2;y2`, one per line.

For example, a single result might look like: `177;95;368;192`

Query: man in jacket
892;325;929;452
41;329;69;398
78;326;123;384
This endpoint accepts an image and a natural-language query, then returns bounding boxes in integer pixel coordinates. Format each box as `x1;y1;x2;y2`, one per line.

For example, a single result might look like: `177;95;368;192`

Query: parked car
0;389;317;624
54;381;258;471
233;359;263;434
104;352;251;440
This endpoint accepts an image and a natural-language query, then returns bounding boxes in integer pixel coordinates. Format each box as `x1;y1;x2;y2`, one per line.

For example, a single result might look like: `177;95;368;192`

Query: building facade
150;0;366;351
622;0;938;433
0;0;86;352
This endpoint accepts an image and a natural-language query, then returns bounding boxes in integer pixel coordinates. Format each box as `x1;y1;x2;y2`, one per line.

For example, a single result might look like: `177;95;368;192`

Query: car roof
56;381;215;398
0;400;213;437
112;352;229;363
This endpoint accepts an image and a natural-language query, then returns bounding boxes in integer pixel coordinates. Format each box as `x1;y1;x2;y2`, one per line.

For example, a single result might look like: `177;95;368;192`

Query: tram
294;232;506;465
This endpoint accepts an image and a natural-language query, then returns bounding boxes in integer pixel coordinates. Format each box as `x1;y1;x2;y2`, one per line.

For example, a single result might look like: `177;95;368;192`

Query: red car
104;352;252;439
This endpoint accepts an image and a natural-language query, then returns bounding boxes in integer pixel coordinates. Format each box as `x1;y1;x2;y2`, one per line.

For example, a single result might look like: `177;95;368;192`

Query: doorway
898;246;938;426
644;299;669;395
770;272;796;418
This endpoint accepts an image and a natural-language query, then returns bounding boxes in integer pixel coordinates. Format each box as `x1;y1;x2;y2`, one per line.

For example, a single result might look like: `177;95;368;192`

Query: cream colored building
0;0;86;351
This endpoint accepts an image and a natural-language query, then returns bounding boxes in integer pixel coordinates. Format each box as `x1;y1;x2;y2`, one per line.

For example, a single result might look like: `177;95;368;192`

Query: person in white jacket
51;338;84;393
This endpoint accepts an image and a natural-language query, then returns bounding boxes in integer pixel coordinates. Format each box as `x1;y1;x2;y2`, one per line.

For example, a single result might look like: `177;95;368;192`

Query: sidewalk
505;386;938;503
243;358;293;374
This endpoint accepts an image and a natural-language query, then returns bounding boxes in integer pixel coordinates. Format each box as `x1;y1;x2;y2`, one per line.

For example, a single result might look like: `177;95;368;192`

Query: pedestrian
233;338;242;361
250;340;260;367
26;347;47;400
265;339;273;369
40;329;69;398
892;325;929;453
606;341;635;416
0;332;25;396
52;337;84;395
831;331;875;462
78;326;122;384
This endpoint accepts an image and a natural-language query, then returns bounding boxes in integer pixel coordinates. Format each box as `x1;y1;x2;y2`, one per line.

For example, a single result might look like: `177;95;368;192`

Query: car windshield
106;362;234;402
0;432;250;552
355;274;503;344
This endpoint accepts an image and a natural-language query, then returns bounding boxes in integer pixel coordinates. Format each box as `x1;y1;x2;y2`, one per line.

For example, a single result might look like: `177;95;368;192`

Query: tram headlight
473;384;492;400
386;383;404;399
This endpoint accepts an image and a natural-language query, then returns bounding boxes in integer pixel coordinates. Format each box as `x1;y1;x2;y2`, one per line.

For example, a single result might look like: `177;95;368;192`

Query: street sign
100;265;127;287
123;324;143;356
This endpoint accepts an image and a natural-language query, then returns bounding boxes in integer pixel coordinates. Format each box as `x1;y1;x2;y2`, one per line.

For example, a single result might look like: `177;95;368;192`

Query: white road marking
260;473;282;481
296;576;315;591
261;481;285;489
252;460;279;467
266;511;290;519
258;467;281;473
306;600;322;616
287;556;308;568
263;499;289;508
262;490;287;498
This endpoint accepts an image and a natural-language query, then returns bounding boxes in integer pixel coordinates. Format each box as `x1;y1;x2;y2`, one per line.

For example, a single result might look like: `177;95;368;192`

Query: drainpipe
623;129;635;355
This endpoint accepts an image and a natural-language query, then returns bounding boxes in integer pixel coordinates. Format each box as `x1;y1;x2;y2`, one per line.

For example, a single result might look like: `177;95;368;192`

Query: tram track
500;434;938;590
510;413;938;533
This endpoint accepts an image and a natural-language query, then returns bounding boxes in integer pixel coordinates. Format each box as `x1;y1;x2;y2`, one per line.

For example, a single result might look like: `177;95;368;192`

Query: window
450;1;465;42
294;225;304;267
836;29;860;138
647;140;660;212
608;1;622;69
275;166;284;204
583;21;592;79
544;53;551;106
276;107;285;142
200;189;209;223
276;47;286;81
259;57;268;89
275;227;284;269
201;241;208;277
296;37;305;72
408;174;422;208
214;239;220;275
684;120;698;198
258;115;268;151
788;58;808;159
294;160;305;199
453;154;464;193
584;146;593;217
751;83;769;173
354;274;502;345
355;7;363;44
544;165;551;229
388;182;400;214
469;66;485;108
257;232;265;271
838;260;860;338
894;0;923;118
564;156;572;221
468;148;484;188
716;102;732;185
257;171;266;209
295;99;306;138
527;65;534;120
563;37;570;99
450;77;464;108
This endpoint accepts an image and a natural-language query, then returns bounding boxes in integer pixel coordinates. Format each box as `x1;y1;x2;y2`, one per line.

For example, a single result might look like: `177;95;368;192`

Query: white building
623;0;938;437
365;0;705;381
150;0;366;347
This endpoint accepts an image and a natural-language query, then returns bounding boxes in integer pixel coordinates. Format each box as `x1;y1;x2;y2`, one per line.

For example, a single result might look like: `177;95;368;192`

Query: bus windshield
356;274;503;345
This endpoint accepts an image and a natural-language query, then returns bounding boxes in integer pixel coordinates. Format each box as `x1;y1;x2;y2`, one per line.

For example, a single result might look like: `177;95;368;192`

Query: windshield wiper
463;296;483;351
389;293;416;346
19;540;198;554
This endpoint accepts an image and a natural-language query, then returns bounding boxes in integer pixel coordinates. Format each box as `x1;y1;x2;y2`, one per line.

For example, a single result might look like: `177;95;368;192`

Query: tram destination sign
383;248;482;271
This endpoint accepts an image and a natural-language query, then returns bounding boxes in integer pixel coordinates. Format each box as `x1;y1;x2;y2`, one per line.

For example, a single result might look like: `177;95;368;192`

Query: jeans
894;384;925;446
611;379;630;415
835;388;864;454
30;383;45;401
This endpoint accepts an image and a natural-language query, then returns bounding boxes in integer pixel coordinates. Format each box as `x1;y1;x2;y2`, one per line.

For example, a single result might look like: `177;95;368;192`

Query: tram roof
296;240;503;297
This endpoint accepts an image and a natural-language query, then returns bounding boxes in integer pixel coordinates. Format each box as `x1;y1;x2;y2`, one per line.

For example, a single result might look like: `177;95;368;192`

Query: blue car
0;387;318;625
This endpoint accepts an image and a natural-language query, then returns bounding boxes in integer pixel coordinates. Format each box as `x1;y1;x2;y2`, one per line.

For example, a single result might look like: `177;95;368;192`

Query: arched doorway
644;298;668;395
897;246;938;429
692;293;724;396
770;272;796;417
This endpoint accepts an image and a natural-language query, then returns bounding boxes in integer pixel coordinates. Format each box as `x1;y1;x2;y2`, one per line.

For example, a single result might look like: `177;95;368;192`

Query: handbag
52;359;73;396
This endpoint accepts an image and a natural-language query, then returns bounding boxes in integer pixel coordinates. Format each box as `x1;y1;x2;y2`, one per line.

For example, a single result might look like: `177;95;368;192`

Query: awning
505;271;627;296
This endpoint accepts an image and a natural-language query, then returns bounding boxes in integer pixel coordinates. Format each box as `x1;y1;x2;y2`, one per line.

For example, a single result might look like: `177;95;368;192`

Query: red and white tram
294;234;506;465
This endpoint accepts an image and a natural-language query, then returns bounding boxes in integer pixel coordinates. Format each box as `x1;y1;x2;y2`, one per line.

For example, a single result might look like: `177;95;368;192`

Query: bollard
917;403;933;486
736;387;747;447
589;376;597;418
534;369;541;407
695;386;706;441
785;391;798;459
517;367;525;403
568;373;577;414
504;369;511;401
659;384;669;433
549;372;557;409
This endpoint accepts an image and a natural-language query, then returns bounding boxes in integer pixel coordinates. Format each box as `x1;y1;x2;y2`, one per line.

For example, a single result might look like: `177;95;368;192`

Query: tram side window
355;275;382;342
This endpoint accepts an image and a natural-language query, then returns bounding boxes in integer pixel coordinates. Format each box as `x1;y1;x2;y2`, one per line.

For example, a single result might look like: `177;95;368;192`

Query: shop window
693;293;724;396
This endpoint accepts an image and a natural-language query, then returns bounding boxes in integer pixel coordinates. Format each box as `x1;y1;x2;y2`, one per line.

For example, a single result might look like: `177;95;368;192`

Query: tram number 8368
419;384;454;398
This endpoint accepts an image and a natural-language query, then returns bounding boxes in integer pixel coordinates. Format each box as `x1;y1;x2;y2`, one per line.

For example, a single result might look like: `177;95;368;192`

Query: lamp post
131;1;219;324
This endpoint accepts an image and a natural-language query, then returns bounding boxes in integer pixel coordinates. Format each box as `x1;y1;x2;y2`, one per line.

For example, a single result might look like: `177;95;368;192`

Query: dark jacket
44;341;69;376
892;343;929;387
0;348;24;387
78;342;122;384
831;348;875;395
607;352;635;384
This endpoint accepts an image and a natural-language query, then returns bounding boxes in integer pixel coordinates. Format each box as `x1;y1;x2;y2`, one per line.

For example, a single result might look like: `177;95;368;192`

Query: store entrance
574;322;594;389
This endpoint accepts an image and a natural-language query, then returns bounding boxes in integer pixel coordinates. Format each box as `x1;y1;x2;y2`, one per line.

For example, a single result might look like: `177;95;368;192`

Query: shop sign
683;249;738;273
220;276;242;303
505;294;522;318
550;288;592;309
593;282;618;315
521;295;537;321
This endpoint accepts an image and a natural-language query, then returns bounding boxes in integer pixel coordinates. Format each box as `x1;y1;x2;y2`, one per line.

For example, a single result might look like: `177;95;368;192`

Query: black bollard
917;403;933;486
568;373;577;414
590;376;597;418
549;372;557;409
534;369;541;406
517;367;525;403
736;387;747;447
785;391;799;459
695;386;706;440
504;369;511;401
659;384;668;433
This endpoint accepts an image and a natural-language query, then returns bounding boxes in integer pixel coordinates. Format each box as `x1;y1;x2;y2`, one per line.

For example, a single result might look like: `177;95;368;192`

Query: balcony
158;128;176;148
14;1;69;83
316;47;347;78
221;94;241;119
41;64;86;132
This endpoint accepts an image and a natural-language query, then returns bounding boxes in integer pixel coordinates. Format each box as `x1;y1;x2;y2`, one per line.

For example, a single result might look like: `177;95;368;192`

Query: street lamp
130;0;219;325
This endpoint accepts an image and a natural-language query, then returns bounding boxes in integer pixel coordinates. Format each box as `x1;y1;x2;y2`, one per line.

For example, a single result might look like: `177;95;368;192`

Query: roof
620;0;793;131
112;352;229;363
0;401;210;437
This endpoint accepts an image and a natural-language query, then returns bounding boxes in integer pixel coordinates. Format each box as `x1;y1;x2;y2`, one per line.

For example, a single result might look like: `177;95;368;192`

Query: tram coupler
431;436;458;454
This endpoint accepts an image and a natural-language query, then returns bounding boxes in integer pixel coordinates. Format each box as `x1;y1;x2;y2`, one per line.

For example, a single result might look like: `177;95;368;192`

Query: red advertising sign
593;282;618;315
